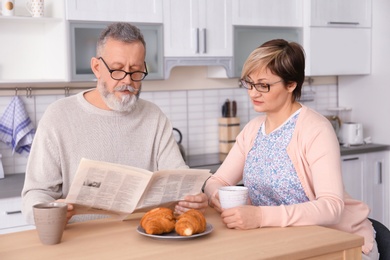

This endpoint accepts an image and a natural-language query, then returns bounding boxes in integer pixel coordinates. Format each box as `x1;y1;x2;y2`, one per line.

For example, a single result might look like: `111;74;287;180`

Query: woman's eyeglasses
239;79;283;93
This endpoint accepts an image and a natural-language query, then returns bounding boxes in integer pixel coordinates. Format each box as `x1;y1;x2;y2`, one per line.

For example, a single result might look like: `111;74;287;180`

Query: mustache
114;85;139;93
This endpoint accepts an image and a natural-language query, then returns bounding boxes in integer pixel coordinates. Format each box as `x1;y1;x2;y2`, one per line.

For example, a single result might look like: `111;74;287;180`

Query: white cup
218;186;248;209
26;0;44;18
1;0;15;16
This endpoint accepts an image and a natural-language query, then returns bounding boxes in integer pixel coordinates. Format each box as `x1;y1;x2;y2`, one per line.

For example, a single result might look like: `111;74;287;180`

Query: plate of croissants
137;207;213;239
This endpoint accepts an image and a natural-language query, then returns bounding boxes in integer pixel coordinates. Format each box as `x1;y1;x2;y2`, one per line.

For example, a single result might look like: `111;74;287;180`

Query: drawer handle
377;161;382;184
342;157;359;161
203;28;207;54
196;28;200;54
328;21;360;25
6;210;22;215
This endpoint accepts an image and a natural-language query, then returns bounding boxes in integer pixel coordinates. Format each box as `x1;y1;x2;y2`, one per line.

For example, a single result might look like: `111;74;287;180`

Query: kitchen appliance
340;122;364;146
173;128;186;161
325;115;341;136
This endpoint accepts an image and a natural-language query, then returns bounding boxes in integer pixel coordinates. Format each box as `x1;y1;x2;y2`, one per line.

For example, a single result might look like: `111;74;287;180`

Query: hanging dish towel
0;96;35;156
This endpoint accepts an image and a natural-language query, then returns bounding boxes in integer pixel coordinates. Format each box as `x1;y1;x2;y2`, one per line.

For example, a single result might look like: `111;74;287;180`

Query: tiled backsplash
0;83;337;175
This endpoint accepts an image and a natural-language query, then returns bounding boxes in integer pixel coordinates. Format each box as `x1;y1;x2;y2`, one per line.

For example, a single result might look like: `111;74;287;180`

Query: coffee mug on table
218;186;249;209
33;202;67;245
26;0;44;17
1;0;15;16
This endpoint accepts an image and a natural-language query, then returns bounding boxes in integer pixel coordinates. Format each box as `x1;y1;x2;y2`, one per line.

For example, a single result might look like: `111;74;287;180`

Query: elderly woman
202;39;378;259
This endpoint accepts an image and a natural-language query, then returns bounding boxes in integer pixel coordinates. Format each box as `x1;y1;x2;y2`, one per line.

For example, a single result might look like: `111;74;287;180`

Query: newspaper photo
65;158;211;219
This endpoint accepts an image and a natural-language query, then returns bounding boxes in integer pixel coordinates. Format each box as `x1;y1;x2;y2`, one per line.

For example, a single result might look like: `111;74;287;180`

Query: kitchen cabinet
304;27;371;76
341;151;389;228
364;152;388;227
341;155;364;202
303;0;372;76
65;0;163;23
0;197;35;234
232;0;303;27
0;4;68;83
309;0;371;28
163;0;233;78
163;0;232;57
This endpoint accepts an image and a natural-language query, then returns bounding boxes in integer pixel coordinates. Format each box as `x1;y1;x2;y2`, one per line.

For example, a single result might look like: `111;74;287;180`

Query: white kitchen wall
0;83;337;176
339;0;390;145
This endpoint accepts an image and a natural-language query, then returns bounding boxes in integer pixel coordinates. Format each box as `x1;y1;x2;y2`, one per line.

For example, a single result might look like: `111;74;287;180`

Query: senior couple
22;22;378;259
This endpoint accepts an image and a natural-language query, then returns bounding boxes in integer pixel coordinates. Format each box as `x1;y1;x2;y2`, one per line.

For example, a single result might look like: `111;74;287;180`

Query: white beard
97;81;141;112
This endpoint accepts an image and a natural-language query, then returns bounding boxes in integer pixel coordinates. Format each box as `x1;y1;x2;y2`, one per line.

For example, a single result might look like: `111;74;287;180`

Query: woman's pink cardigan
205;105;374;253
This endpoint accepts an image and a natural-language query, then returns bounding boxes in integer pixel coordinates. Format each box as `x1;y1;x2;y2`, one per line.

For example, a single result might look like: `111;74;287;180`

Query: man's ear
91;57;101;79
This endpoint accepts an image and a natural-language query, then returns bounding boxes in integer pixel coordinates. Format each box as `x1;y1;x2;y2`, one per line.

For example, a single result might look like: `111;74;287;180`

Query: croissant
140;207;176;235
175;209;207;236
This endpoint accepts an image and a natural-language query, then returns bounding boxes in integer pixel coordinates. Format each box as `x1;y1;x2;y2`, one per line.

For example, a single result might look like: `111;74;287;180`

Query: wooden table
0;208;363;260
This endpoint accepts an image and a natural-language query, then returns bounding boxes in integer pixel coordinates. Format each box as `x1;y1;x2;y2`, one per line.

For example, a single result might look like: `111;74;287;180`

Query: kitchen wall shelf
0;16;62;23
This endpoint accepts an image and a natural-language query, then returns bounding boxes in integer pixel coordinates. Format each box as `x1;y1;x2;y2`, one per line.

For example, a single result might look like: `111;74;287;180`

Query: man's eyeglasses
98;57;148;81
239;79;283;93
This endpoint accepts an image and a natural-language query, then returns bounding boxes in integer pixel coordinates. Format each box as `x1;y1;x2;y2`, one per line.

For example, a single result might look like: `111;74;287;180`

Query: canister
219;117;240;155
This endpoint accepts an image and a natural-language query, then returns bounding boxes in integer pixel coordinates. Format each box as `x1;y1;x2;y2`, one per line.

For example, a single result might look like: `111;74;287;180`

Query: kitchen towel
0;96;35;156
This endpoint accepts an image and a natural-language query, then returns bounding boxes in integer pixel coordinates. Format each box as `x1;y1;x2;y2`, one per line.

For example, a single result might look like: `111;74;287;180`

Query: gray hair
96;22;146;56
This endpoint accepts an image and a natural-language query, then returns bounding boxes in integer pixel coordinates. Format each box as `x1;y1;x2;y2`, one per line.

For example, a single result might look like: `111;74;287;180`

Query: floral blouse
243;109;309;206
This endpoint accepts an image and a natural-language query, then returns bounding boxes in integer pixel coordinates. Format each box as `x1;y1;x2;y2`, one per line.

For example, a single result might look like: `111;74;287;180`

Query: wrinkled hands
174;193;208;215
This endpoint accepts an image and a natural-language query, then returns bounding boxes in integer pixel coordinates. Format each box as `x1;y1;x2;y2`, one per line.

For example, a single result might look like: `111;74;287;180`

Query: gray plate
136;223;213;240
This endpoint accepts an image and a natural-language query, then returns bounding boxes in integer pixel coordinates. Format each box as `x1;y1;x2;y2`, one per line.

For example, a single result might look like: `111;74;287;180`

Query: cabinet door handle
342;157;359;161
377;161;382;184
196;28;200;54
203;28;207;54
6;210;22;215
328;22;360;26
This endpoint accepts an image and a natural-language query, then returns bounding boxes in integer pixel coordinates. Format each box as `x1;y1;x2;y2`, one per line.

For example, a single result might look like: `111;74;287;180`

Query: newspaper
65;158;211;220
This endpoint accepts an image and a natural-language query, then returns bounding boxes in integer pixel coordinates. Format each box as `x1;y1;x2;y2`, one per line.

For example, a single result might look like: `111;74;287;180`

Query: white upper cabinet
232;0;303;27
163;0;232;57
305;27;371;76
65;0;163;23
310;0;371;28
303;0;372;76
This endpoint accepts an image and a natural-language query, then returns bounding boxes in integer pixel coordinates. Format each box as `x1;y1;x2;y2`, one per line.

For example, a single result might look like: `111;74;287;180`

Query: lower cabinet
341;151;389;228
0;197;35;234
